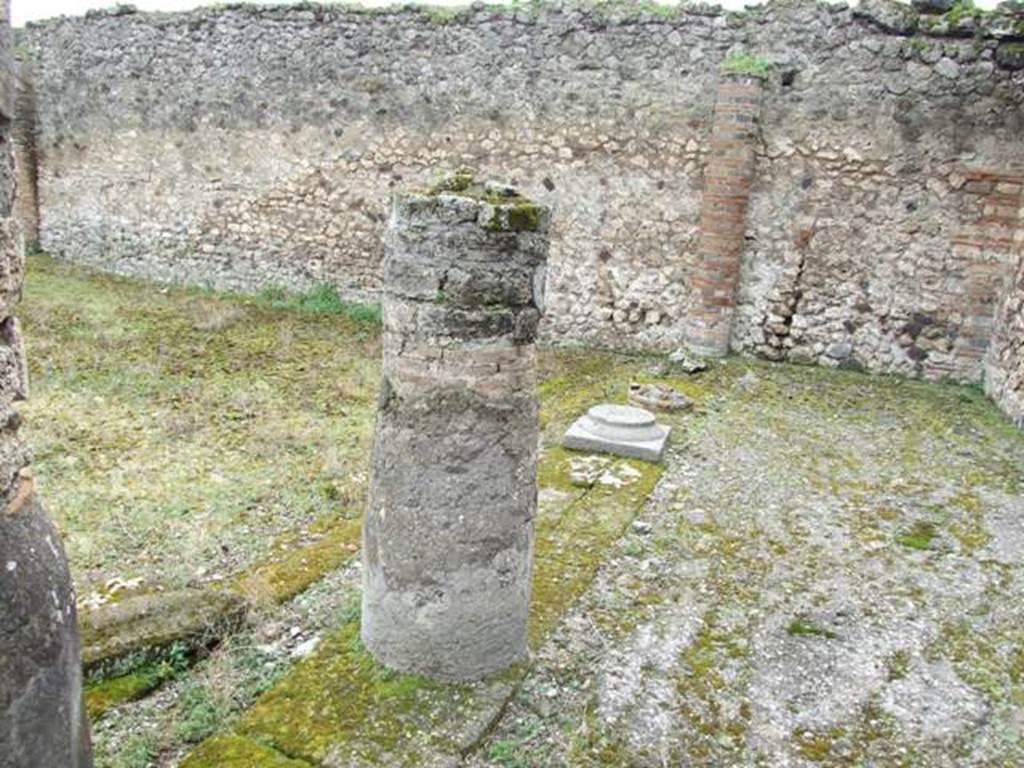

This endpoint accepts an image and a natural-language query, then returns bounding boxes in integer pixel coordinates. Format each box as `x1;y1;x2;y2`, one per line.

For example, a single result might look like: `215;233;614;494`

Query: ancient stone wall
14;0;1024;386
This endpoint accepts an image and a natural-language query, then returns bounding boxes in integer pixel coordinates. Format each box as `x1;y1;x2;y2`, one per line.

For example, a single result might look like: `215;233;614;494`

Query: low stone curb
81;517;364;718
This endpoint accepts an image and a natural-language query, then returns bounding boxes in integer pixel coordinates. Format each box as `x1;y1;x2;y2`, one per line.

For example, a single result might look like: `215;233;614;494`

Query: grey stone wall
14;0;1024;385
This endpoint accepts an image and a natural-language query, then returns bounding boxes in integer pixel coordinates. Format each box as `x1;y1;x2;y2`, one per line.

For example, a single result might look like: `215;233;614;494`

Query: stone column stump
0;1;92;764
361;172;549;682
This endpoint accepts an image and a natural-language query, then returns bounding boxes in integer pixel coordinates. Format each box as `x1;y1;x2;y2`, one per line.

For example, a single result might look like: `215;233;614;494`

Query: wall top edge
18;0;1024;42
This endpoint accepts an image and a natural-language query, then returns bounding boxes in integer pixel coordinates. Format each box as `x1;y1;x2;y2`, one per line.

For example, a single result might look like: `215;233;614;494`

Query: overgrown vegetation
24;256;1024;766
721;53;772;79
21;255;380;597
86;642;192;721
255;283;381;325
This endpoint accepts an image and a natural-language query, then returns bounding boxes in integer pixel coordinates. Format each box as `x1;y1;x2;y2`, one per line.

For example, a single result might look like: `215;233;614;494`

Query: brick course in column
361;175;549;682
946;168;1023;381
685;73;764;357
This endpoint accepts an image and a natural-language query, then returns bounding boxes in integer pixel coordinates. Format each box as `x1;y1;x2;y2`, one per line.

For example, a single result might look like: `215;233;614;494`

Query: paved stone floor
467;360;1024;767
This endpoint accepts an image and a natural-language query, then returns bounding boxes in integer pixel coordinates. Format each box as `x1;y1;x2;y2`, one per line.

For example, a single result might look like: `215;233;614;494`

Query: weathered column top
382;172;551;399
394;169;550;237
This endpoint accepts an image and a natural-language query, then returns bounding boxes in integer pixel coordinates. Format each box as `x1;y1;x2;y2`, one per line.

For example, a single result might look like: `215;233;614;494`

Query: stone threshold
82;517;363;720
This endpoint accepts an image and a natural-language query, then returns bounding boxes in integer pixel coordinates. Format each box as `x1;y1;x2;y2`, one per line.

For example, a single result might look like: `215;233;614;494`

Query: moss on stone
85;641;193;720
225;622;470;764
180;348;665;765
232;517;362;605
787;618;839;640
531;455;660;645
429;167;476;194
424;170;545;232
80;588;246;671
895;520;938;551
796;731;835;762
489;201;544;232
86;670;164;721
181;734;311;767
945;491;990;555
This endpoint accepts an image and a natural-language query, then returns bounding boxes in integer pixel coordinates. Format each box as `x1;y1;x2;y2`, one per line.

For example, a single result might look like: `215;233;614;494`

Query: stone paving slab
80;588;247;671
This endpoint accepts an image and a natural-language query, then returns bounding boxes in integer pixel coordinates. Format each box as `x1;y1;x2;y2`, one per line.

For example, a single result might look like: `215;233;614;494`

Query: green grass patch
21;255;379;596
255;283;381;325
721;53;772;78
895;520;938;551
787;618;839;641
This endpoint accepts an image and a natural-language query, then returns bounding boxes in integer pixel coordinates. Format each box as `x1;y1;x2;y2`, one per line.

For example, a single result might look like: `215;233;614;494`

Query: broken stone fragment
563;404;670;463
79;588;247;670
628;382;694;412
667;348;709;374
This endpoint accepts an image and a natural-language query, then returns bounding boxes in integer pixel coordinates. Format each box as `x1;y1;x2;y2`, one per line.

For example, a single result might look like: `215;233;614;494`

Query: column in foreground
0;0;93;762
362;174;550;682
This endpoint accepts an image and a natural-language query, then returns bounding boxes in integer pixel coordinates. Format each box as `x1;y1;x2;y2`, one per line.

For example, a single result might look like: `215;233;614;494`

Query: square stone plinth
563;404;670;462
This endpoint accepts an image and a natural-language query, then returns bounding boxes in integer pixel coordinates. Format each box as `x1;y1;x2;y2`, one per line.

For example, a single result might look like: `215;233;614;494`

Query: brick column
685;73;764;357
949;169;1023;380
13;62;39;246
983;174;1024;426
361;173;549;682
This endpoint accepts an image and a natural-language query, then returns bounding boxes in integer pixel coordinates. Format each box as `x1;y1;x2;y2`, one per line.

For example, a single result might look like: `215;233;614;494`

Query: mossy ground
467;360;1024;767
23;257;1024;766
26;257;665;766
21;255;379;599
181;349;670;767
